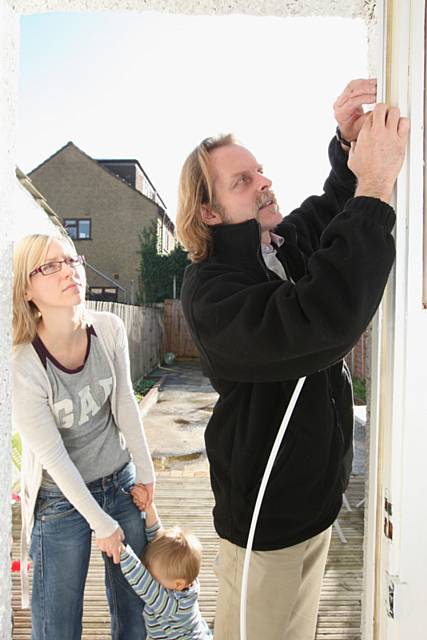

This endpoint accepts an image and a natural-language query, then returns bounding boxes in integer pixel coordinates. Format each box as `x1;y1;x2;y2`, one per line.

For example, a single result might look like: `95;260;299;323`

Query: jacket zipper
327;370;345;447
257;247;271;281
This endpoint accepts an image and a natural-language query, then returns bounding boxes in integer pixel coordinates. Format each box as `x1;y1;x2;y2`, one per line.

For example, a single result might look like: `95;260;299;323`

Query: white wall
0;2;19;636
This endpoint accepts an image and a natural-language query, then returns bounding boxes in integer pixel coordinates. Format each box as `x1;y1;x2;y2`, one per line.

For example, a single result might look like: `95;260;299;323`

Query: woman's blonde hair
142;526;202;585
176;133;236;263
13;233;89;347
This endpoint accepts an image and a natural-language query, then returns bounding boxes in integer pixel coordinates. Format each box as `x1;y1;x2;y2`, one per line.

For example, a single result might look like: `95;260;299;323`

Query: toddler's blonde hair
143;527;202;585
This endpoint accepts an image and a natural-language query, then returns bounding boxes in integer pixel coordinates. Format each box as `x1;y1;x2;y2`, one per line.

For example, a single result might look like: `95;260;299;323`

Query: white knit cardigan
12;311;155;607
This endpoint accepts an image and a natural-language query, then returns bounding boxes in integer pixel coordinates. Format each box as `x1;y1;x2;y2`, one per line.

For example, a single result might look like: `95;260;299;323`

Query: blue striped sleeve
120;544;180;615
145;519;162;542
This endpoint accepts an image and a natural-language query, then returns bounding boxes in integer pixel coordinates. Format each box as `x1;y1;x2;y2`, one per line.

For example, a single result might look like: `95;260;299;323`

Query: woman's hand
131;482;155;511
96;526;124;564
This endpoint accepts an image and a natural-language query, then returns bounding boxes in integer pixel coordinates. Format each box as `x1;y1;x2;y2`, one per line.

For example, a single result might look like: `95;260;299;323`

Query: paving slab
142;360;217;470
141;359;365;477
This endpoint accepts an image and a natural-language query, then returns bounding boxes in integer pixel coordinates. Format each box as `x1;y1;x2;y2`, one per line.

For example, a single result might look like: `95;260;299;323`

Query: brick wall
345;331;368;381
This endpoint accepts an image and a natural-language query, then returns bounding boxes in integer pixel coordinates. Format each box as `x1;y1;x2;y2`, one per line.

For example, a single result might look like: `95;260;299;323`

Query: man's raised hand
334;78;377;143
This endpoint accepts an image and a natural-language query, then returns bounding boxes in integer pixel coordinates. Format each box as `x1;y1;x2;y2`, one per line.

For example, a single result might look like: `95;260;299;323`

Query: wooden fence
95;296;367;382
163;298;367;381
163;299;199;358
86;301;164;381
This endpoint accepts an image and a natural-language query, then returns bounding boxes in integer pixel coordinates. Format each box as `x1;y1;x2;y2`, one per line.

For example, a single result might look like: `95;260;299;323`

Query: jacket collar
210;219;263;267
209;217;307;282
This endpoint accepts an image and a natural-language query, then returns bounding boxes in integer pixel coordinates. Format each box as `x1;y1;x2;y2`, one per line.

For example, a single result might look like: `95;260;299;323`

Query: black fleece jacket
181;137;396;550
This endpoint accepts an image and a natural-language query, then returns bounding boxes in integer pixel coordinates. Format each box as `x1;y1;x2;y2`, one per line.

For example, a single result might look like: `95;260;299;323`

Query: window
88;287;118;302
142;178;156;201
157;218;163;254
163;226;172;253
142;179;151;199
64;218;92;240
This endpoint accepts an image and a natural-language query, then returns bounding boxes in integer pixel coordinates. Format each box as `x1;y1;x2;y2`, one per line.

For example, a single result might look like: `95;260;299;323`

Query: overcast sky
17;12;368;221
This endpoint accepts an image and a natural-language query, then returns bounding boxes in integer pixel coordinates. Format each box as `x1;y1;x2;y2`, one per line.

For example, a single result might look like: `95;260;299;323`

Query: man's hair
176;133;236;263
142;526;202;585
13;233;90;347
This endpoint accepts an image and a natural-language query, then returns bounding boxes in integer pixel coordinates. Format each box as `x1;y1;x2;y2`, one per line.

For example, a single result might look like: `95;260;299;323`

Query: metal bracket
386;573;407;620
384;494;393;540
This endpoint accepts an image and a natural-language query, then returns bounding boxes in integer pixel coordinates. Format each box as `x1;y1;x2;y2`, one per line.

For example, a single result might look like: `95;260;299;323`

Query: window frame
88;286;118;302
63;217;92;240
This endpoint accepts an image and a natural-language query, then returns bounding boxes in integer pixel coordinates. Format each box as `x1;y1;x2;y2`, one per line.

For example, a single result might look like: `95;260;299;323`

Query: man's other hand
349;104;410;203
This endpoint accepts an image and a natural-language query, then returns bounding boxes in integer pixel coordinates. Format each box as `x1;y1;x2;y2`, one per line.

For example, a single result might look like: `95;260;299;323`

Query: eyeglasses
30;255;85;277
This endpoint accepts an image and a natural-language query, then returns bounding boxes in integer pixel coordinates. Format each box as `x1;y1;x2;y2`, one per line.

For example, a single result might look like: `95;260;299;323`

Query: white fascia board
13;177;59;240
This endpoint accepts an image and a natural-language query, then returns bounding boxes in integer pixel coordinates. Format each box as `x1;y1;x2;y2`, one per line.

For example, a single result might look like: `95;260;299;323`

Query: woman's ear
200;205;223;227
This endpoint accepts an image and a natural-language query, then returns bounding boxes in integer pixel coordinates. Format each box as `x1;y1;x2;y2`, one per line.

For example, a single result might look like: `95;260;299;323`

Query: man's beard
255;191;282;229
212;190;281;226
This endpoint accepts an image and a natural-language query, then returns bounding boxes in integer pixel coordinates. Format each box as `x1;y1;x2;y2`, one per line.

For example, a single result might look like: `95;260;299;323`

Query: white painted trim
361;2;387;638
362;318;382;640
387;0;411;580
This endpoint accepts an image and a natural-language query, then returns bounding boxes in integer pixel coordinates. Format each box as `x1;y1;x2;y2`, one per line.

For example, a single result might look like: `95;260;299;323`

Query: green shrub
138;223;190;303
133;377;157;402
352;377;366;404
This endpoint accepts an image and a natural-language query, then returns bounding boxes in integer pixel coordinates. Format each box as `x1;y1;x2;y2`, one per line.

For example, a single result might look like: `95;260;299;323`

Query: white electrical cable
239;376;307;640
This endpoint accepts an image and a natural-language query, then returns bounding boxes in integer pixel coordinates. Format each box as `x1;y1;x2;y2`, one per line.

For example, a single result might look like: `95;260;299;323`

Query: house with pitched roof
29;143;175;304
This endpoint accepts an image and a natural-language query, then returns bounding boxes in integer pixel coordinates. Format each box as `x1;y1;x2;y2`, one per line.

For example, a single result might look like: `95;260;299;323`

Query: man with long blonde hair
176;80;409;640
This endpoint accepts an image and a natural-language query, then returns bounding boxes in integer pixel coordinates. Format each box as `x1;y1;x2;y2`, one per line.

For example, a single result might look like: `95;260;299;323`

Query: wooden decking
11;473;364;639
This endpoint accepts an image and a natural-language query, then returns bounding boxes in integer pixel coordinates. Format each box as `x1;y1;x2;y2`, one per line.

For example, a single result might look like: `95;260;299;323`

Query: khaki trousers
213;526;332;640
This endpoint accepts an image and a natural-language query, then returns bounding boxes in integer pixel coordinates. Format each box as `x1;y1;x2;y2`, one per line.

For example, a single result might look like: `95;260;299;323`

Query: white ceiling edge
8;0;376;20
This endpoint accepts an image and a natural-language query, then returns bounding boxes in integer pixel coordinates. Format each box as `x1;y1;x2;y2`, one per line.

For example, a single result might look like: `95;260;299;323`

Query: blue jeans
30;462;147;640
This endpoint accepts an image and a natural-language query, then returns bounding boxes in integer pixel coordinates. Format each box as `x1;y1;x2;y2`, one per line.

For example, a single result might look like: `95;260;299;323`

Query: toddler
120;489;212;639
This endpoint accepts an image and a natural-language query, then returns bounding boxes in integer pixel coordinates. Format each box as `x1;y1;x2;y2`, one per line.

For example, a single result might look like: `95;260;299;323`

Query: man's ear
200;205;223;227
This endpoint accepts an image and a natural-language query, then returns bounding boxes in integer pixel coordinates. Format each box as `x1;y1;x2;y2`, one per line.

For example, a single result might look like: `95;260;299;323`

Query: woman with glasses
12;232;155;640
